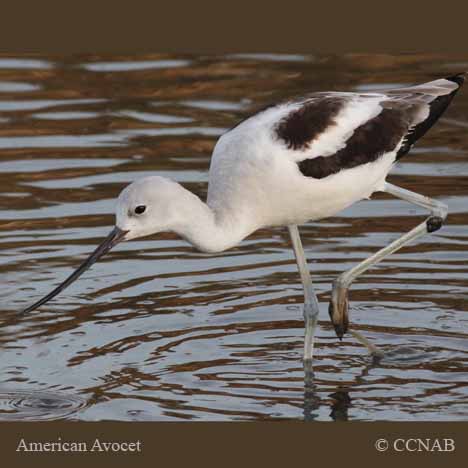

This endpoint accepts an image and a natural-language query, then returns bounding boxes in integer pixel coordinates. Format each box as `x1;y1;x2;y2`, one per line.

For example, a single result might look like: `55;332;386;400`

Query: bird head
22;175;187;313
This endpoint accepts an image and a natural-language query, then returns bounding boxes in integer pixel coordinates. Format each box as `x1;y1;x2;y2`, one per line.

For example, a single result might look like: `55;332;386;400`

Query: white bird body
209;118;393;227
192;78;460;250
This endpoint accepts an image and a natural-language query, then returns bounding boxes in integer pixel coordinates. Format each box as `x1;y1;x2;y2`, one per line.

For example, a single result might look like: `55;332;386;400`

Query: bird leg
329;182;448;356
288;225;320;362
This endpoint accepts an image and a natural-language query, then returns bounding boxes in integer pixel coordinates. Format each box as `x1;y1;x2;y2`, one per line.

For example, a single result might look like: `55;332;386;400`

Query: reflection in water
0;53;468;421
303;356;380;421
329;391;352;422
303;362;320;421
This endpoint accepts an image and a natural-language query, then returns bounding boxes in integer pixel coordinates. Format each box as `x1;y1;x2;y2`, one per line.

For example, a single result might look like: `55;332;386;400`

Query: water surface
0;53;467;421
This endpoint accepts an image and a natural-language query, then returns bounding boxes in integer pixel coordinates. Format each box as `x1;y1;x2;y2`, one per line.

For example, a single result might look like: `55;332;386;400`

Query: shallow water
0;53;467;421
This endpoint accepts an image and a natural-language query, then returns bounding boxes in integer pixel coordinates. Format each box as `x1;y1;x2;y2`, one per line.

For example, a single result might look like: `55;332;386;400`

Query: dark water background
0;53;467;421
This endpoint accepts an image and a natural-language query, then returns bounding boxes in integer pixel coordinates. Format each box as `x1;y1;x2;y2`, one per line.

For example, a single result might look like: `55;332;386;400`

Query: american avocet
22;73;465;362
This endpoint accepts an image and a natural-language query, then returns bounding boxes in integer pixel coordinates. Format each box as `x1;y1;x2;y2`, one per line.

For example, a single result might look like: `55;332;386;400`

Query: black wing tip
445;72;466;86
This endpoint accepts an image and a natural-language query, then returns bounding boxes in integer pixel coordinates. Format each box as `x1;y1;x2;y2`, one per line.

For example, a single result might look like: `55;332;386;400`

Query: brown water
0;53;467;421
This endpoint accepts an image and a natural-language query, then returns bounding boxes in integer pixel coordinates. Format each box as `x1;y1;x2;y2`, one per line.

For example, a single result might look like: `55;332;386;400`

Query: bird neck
173;187;254;253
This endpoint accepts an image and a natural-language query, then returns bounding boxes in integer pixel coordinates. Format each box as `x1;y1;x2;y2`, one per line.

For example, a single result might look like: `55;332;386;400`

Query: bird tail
395;72;466;160
444;72;466;87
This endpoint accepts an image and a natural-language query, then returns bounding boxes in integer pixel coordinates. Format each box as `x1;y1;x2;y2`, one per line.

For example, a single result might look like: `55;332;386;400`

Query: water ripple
0;390;87;421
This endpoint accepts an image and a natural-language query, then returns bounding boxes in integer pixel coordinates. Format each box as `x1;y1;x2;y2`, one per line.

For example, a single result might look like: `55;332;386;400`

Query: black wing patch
298;108;408;179
275;96;346;150
298;73;465;179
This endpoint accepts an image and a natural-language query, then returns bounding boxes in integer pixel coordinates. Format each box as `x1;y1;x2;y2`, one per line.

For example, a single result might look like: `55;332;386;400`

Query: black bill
22;226;128;314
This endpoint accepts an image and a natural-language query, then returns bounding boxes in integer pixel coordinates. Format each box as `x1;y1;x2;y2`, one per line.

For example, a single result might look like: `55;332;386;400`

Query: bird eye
134;205;146;215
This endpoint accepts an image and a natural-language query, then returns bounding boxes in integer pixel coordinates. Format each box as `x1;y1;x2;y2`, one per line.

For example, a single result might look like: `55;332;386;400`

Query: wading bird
22;73;465;362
